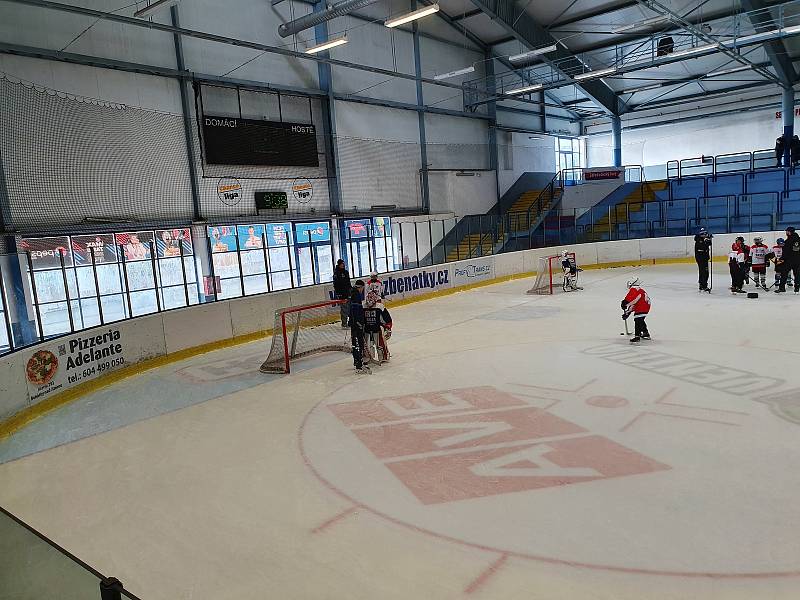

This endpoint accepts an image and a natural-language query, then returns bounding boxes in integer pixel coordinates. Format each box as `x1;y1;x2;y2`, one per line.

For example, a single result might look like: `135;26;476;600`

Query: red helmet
731;242;740;251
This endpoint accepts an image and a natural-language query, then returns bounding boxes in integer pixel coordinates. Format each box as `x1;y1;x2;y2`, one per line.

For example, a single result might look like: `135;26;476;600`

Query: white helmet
370;270;378;278
561;250;568;257
626;277;639;289
753;236;763;244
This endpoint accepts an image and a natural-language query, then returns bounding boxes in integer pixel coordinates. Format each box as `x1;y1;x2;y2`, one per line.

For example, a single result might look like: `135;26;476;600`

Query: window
556;137;583;179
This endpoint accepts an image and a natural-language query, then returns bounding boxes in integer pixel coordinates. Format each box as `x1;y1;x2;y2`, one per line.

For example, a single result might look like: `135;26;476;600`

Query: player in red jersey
621;277;651;343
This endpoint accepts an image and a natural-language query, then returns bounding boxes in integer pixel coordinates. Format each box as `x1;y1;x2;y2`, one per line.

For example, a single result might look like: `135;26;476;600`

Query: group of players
333;259;393;374
694;226;800;294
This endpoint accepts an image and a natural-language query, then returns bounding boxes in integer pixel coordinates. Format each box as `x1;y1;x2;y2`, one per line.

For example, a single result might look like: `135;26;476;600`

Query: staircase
507;186;563;233
583;181;668;241
445;222;504;261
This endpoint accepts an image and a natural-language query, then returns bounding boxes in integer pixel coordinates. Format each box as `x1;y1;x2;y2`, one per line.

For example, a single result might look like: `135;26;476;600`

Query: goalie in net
527;251;582;294
259;300;351;374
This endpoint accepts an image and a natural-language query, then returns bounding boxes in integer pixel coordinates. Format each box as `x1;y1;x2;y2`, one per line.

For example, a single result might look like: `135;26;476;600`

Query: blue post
1;236;38;346
412;0;430;212
611;115;622;168
782;87;794;168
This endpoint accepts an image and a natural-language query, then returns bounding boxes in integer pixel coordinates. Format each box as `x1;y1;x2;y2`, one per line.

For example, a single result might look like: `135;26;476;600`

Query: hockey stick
707;238;713;293
621;314;630;336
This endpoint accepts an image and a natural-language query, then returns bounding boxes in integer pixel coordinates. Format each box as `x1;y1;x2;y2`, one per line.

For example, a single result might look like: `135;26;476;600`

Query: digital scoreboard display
202;115;319;167
255;191;288;210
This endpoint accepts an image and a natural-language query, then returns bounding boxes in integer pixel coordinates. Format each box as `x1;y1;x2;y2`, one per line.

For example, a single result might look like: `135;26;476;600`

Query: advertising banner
344;219;371;240
451;256;494;287
373;217;391;237
20;237;72;269
237;224;266;250
295;221;330;243
207;226;237;253
266;223;293;247
380;265;453;302
72;234;117;265
156;229;192;258
22;316;167;403
115;231;155;261
583;167;624;181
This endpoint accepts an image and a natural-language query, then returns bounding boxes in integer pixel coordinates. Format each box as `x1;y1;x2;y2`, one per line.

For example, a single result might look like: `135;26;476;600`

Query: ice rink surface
2;262;800;600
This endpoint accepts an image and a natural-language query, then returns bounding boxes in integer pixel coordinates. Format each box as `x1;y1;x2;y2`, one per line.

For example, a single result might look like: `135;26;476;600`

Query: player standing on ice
736;236;751;286
560;250;582;291
363;271;383;308
770;238;793;290
349;280;369;373
728;241;746;293
694;228;712;291
749;237;770;289
621;278;651;343
363;301;393;364
776;226;800;294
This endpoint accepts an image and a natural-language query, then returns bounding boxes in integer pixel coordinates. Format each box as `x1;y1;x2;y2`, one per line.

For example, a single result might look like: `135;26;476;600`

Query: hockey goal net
260;300;350;374
527;252;576;295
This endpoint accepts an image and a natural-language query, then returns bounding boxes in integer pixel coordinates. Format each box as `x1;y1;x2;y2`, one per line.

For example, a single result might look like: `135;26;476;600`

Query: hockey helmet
777;238;785;245
561;250;568;257
731;242;740;251
787;226;797;235
753;236;763;244
369;270;378;279
698;227;707;235
626;277;639;289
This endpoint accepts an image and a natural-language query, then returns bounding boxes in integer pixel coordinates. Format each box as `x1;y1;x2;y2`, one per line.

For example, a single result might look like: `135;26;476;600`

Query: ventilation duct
278;0;382;38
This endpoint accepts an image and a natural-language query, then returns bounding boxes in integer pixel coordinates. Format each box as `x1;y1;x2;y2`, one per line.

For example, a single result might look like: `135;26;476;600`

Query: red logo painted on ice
328;386;668;504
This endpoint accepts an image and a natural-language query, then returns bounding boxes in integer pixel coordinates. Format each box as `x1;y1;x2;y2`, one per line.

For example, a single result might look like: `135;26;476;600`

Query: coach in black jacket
694;228;712;291
777;226;800;293
333;259;352;326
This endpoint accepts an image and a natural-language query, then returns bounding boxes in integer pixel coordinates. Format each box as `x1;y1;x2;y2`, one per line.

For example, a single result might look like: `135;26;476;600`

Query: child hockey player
363;271;384;308
349;280;369;374
728;241;746;293
736;235;751;285
749;236;770;289
560;250;583;291
622;278;651;343
363;302;393;364
770;238;793;290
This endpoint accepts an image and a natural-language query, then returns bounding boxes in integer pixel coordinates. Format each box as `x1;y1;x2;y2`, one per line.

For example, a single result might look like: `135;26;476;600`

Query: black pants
350;325;365;368
779;264;800;292
729;262;744;289
634;314;649;337
695;255;709;289
336;294;350;326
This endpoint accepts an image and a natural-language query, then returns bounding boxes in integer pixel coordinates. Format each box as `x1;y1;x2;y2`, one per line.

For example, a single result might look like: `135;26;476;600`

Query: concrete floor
1;262;800;599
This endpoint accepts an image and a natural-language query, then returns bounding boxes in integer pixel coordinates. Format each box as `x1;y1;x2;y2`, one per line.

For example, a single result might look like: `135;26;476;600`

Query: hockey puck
747;292;759;299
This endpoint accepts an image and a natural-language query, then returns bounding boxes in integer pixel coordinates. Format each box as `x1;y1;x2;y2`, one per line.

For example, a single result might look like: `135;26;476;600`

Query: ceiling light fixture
134;0;180;18
611;15;670;34
669;42;719;58
704;65;751;77
506;83;543;95
385;3;440;28
574;67;617;81
433;66;476;80
305;35;348;54
509;44;558;62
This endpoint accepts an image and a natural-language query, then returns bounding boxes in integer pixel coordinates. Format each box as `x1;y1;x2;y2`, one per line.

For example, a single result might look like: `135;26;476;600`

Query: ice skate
629;336;641;343
640;334;651;340
355;365;371;374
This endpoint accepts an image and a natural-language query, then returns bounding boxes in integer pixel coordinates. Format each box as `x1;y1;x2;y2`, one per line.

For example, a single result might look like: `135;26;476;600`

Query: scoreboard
202;115;319;167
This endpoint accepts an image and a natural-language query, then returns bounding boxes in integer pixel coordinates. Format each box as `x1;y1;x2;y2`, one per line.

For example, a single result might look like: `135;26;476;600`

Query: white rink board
3;230;789;422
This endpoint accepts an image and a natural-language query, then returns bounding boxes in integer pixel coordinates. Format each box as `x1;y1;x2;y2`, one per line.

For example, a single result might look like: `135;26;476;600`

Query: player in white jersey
770;238;793;289
363;271;383;308
560;250;582;291
749;237;769;288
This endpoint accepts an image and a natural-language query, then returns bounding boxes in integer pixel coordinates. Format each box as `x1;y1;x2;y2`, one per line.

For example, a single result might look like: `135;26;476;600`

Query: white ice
1;262;800;600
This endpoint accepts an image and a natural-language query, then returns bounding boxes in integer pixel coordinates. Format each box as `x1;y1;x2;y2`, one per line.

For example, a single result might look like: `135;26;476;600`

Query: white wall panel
163;302;233;354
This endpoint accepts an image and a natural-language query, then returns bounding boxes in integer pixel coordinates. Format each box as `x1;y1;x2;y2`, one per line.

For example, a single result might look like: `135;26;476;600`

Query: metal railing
0;504;142;600
667;149;778;179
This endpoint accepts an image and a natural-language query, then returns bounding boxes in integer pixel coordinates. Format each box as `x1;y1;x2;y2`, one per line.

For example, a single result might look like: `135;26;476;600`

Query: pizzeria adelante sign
25;327;126;401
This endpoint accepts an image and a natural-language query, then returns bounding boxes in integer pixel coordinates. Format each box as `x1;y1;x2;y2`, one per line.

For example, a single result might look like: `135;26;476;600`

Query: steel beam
412;1;429;213
5;0;481;95
468;0;622;115
740;0;797;86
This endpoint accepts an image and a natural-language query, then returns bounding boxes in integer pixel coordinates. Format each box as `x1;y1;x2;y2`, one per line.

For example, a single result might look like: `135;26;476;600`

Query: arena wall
0;230;785;434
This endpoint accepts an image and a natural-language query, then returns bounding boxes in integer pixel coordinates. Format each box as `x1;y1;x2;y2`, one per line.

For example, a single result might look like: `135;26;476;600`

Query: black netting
0;74;195;233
